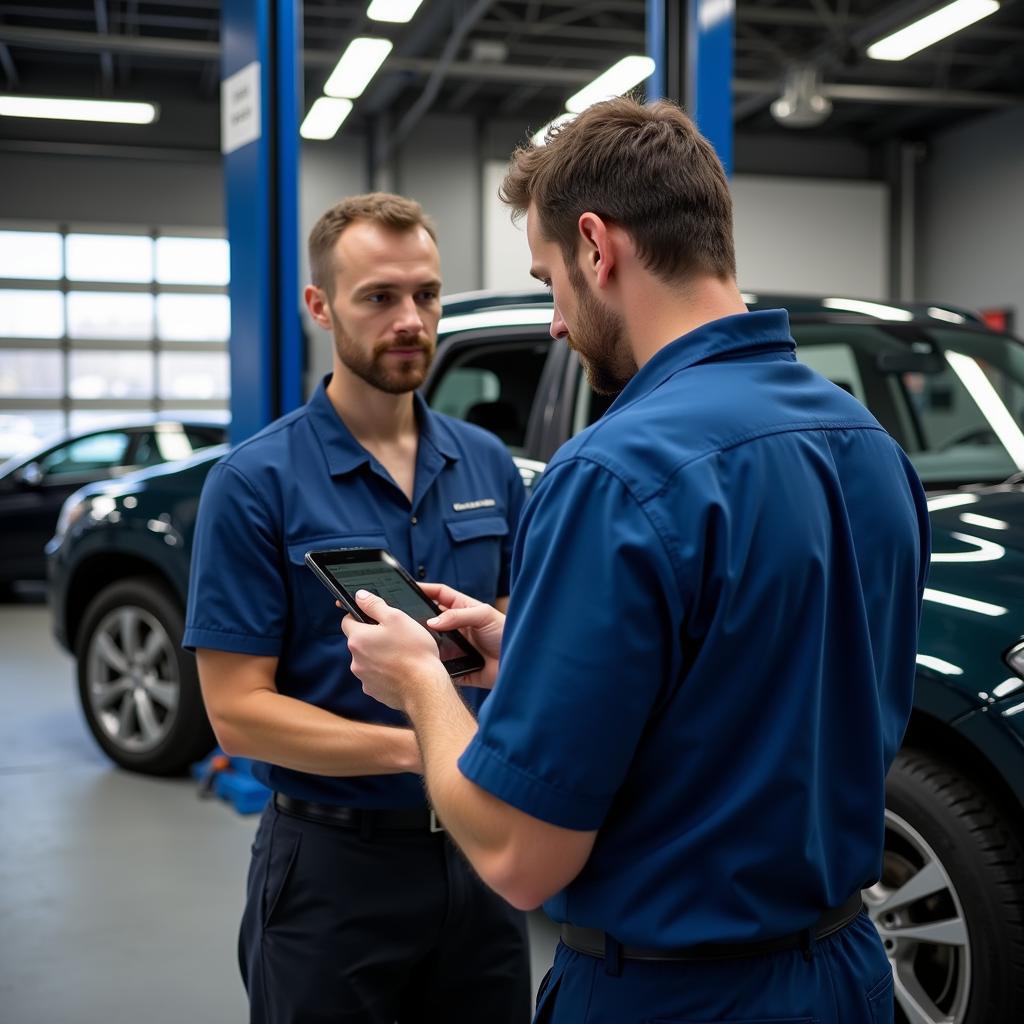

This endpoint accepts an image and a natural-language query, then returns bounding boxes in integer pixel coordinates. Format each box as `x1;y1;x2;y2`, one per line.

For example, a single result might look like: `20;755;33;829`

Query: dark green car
47;294;1024;1024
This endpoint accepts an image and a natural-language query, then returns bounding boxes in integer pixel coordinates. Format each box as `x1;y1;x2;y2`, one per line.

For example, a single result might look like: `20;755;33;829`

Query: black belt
560;892;864;963
273;793;444;833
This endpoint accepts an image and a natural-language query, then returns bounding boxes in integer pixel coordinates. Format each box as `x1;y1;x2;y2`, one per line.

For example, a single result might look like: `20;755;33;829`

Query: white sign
221;61;261;155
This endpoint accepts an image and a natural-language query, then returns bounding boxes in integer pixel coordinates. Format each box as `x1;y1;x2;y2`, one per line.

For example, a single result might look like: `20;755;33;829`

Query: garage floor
0;590;558;1024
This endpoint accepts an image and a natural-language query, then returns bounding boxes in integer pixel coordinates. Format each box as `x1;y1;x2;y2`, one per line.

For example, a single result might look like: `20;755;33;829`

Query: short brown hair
501;97;735;283
308;192;437;292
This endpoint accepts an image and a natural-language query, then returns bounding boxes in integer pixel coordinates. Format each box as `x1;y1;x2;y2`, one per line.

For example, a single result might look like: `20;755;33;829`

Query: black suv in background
47;293;1024;1024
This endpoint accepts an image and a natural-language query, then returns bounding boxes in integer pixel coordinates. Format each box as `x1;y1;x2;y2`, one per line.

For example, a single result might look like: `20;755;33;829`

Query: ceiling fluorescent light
531;113;576;146
0;95;157;124
367;0;424;23
324;37;394;99
565;55;656;114
867;0;999;61
300;97;353;140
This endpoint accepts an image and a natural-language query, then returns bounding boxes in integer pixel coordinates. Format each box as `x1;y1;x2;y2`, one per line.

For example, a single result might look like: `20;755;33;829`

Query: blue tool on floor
192;748;271;814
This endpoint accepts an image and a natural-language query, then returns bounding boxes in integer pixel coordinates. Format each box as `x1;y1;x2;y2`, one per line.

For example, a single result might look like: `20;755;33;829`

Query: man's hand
342;590;450;712
420;582;505;689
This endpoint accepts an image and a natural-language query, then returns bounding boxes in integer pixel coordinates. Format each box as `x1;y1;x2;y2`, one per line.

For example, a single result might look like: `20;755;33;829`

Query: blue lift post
220;0;304;446
647;0;734;176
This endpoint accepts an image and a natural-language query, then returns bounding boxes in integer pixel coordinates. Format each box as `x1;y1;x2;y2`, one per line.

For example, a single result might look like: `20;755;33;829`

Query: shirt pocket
443;514;510;601
287;532;389;636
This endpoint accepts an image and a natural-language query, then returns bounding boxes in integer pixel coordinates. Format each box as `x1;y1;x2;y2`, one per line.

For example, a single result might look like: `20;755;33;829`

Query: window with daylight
0;226;230;457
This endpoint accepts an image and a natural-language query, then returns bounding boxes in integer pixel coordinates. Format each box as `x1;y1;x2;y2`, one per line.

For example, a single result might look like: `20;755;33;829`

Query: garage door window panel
0;231;62;280
0;350;63;398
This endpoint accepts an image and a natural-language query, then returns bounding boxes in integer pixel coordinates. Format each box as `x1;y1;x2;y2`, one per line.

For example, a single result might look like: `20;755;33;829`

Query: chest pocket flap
443;515;509;600
444;515;509;543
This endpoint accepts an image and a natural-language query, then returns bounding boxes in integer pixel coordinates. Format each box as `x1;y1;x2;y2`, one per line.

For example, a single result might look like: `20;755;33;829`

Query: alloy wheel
86;606;180;754
864;809;971;1024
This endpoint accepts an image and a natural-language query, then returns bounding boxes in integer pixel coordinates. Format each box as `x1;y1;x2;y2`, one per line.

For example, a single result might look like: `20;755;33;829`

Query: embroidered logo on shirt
452;498;497;512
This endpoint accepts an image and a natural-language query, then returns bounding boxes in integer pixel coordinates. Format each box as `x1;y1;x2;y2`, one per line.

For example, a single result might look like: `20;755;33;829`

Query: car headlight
54;495;91;540
1005;640;1024;680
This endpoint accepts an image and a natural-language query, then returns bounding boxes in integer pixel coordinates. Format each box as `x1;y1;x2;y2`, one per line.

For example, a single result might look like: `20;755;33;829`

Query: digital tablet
304;547;486;679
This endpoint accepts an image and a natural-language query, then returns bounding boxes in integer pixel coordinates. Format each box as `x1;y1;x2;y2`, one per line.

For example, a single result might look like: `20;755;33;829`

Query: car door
0;429;134;580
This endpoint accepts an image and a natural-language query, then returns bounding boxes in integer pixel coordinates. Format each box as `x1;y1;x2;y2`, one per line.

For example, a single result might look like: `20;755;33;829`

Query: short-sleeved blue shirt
184;376;526;807
459;310;930;946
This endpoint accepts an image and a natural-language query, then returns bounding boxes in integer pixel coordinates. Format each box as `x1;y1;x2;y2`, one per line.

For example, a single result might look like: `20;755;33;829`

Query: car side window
38;431;132;477
427;339;549;455
571;373;616;436
185;426;225;451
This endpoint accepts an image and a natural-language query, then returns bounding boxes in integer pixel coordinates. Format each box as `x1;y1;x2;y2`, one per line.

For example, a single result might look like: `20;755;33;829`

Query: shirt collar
610;309;795;410
306;375;460;477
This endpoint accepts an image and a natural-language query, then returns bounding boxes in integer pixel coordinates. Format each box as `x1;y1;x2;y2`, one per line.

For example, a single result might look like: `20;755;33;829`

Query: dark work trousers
534;912;894;1024
239;803;532;1024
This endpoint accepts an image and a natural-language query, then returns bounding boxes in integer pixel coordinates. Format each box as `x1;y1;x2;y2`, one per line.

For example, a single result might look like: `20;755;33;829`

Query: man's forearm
214;688;420;777
402;667;542;903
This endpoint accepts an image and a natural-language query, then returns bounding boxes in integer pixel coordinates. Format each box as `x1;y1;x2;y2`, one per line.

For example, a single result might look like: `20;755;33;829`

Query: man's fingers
420;581;479;610
354;589;390;619
427;604;495;632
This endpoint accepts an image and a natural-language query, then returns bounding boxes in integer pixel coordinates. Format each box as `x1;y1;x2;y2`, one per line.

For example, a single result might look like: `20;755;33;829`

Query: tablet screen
325;560;464;662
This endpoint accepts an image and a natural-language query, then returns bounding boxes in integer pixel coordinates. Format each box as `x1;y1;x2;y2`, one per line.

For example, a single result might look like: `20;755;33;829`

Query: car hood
920;485;1024;703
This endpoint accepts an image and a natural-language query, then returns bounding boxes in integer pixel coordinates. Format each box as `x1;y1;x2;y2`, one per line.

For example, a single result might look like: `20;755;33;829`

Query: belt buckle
429;808;444;833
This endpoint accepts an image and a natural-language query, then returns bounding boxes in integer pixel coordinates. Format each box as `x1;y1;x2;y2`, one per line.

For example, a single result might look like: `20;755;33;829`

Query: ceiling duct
770;65;833;128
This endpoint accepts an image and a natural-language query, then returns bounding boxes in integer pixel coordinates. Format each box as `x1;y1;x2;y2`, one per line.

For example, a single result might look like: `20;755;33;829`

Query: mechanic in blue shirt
183;194;530;1024
342;102;930;1023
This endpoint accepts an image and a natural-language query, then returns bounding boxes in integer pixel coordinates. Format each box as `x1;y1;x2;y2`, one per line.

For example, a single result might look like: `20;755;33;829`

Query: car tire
76;576;214;776
867;748;1024;1024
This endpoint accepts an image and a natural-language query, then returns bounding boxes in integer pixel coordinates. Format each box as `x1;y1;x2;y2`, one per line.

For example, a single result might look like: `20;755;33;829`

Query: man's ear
577;212;615;288
304;285;333;330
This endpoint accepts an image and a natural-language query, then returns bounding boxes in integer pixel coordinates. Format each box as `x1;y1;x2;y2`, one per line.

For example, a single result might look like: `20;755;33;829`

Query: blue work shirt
459;310;930;946
184;377;526;807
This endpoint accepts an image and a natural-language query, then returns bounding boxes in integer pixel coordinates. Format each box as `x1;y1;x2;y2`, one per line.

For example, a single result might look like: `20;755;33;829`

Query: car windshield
792;322;1024;486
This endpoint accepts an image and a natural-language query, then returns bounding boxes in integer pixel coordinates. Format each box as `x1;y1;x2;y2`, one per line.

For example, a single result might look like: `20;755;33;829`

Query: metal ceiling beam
94;0;114;93
0;25;219;60
476;18;644;44
375;0;497;168
734;77;1022;108
0;41;17;87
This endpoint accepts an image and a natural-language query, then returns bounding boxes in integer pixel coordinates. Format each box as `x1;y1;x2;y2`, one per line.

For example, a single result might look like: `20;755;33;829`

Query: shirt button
417;565;426;579
410;516;418;525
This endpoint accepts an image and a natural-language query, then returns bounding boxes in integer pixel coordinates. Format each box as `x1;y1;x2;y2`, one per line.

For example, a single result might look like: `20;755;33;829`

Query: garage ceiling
0;0;1022;154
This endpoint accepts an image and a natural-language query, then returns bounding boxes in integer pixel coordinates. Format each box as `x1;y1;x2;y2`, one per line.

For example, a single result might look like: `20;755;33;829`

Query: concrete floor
0;590;558;1024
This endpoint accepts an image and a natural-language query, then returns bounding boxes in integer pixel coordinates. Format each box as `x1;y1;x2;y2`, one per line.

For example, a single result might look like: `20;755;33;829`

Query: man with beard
184;194;530;1024
341;102;929;1024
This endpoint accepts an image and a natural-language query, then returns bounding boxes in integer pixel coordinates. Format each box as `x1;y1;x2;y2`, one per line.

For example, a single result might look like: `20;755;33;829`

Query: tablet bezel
304;547;486;679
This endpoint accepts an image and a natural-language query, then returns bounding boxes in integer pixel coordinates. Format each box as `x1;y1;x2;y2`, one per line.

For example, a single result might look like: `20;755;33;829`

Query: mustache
373;337;433;357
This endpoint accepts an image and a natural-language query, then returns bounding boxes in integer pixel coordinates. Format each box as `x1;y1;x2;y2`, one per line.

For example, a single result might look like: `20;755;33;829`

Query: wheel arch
67;553;181;654
902;707;1024;843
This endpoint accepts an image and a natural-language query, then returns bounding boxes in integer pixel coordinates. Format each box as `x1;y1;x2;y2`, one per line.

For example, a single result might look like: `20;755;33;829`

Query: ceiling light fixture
367;0;424;23
770;66;832;128
867;0;1000;61
565;55;656;114
324;37;394;99
0;95;157;124
300;97;353;140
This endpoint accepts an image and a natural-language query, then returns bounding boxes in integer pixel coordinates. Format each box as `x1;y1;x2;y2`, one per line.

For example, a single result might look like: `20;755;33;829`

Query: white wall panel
483;163;889;301
731;176;888;300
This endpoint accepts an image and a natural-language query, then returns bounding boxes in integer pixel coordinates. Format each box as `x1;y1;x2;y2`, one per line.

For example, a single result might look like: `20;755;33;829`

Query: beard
565;260;636;397
332;324;435;395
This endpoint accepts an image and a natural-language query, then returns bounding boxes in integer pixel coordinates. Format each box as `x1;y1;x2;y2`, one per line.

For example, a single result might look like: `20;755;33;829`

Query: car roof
439;289;997;333
0;415;228;475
